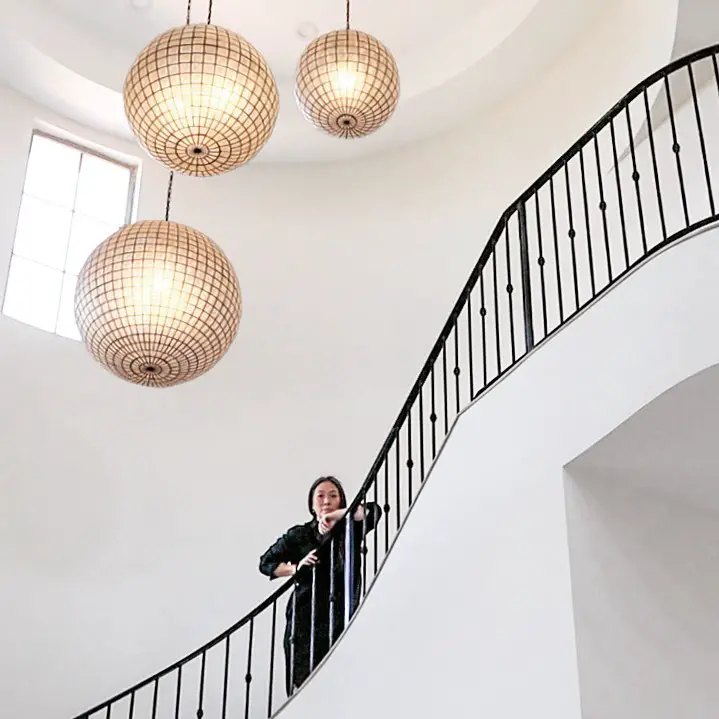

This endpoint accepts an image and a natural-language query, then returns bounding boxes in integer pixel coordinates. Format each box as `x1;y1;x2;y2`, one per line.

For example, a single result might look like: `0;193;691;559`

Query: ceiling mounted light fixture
124;0;279;176
294;0;399;138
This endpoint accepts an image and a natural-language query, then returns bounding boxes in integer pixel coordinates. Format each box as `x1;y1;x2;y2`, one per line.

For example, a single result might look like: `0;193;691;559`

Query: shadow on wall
566;363;719;719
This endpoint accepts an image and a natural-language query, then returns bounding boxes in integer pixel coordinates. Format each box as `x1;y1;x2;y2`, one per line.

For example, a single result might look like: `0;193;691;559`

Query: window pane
23;135;81;209
13;195;73;270
75;153;132;225
2;256;63;332
56;274;81;341
65;214;117;275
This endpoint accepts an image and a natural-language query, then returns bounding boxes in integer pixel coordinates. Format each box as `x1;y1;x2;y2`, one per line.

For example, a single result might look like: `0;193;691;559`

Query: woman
259;476;381;695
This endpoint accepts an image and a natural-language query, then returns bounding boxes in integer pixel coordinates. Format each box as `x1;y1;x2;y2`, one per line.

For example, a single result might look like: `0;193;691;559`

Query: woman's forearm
273;562;296;578
326;507;366;522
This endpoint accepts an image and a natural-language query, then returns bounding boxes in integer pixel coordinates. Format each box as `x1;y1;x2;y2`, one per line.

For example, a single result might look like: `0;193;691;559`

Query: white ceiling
0;0;604;162
43;0;485;78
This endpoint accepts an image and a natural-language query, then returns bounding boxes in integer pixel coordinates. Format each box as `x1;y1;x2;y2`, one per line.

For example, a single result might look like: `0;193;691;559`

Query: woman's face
312;481;342;518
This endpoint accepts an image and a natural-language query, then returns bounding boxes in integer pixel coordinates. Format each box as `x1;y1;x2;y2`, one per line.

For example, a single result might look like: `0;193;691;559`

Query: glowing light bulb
334;67;358;96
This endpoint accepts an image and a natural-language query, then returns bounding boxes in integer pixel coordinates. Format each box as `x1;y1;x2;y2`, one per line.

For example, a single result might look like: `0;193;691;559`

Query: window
2;131;137;340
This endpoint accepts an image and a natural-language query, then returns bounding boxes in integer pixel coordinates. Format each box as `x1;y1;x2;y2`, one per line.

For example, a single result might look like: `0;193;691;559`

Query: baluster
492;247;501;374
267;606;275;718
196;651;207;719
549;175;565;323
453;320;461;414
406;413;414;503
243;618;254;719
625;101;648;255
329;536;336;646
592;130;613;282
429;366;437;458
479;269;488;386
441;343;449;433
712;53;719;130
372;475;379;576
289;590;297;695
687;63;715;216
174;667;182;719
517;200;535;351
151;679;159;719
418;388;426;481
609;116;630;270
505;222;517;362
383;460;390;554
128;693;135;719
344;512;355;626
466;294;475;397
309;566;317;672
663;75;690;227
642;88;667;243
264;599;277;719
361;489;368;597
563;161;580;310
578;146;597;297
533;191;549;337
222;637;231;719
395;435;401;531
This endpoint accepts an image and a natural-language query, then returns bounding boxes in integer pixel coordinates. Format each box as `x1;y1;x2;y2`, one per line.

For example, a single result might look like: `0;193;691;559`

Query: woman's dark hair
307;476;347;517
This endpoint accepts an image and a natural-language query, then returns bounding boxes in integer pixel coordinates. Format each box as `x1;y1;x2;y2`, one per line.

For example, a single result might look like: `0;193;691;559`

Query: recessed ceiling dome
0;0;621;162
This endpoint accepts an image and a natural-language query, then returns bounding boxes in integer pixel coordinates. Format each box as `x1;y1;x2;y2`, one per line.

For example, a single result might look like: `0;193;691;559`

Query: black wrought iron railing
72;44;719;719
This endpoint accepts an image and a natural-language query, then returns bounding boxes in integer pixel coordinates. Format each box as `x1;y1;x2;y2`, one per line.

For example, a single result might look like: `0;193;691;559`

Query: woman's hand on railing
272;562;298;578
297;550;319;570
319;505;368;535
273;550;318;578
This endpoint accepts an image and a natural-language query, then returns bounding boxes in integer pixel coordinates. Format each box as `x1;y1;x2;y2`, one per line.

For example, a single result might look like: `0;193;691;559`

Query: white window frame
2;128;139;339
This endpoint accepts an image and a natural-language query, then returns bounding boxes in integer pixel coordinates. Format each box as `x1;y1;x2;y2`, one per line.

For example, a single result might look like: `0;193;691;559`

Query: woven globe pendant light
124;23;279;176
294;0;399;139
75;219;242;388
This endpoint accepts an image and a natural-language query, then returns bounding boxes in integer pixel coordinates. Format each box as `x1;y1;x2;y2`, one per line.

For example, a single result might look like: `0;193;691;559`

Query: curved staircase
72;43;719;719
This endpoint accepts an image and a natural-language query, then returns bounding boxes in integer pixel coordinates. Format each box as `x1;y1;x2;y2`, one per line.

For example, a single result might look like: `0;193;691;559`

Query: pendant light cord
166;0;193;222
165;0;210;222
165;171;175;221
345;0;350;29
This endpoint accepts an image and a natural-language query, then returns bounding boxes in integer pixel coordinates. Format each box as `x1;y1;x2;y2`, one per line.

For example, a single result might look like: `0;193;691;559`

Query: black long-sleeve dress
259;504;381;694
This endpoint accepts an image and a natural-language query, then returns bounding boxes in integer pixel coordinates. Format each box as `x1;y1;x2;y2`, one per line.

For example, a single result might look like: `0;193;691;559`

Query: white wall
279;225;719;719
565;364;719;718
0;0;678;717
567;466;719;719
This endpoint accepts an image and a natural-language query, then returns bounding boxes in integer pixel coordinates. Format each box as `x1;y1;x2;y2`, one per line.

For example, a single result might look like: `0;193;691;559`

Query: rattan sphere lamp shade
124;24;279;176
295;29;399;138
74;220;242;388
